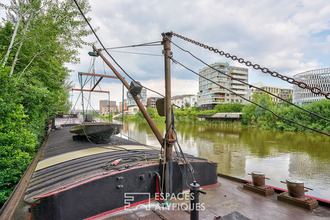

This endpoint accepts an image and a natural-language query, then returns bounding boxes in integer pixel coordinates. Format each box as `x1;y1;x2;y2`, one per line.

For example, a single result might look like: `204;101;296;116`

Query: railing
231;75;247;80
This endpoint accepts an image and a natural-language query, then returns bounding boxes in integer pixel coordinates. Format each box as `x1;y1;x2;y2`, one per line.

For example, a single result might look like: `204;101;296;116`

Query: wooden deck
96;177;330;220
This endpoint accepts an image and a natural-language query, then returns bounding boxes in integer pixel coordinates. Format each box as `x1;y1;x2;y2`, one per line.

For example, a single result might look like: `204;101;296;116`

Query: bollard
251;171;266;187
190;181;206;220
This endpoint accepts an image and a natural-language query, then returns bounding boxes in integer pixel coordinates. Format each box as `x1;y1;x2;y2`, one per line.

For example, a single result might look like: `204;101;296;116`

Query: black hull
31;162;217;220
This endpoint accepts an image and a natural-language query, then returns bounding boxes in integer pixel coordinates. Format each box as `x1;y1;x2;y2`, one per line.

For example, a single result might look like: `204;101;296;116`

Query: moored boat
70;122;123;141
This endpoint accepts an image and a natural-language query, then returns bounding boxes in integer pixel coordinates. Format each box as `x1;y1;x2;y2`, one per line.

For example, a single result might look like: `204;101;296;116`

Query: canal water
120;120;330;201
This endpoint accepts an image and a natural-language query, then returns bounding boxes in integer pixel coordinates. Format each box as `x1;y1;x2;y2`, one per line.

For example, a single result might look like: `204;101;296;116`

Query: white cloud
2;0;330;108
67;0;330;108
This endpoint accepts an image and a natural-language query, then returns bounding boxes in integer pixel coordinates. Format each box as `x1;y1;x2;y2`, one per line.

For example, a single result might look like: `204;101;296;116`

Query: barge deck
98;176;330;220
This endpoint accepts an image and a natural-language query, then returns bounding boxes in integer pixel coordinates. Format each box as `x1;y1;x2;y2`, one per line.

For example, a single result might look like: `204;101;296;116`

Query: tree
184;101;191;108
242;93;274;128
0;0;92;206
242;104;256;125
214;103;243;113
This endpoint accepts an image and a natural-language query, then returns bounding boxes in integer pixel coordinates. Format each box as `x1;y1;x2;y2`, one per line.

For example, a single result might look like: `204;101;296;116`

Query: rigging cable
168;39;330;123
170;106;196;183
72;0;164;98
86;77;93;112
62;91;82;125
101;41;162;50
171;32;330;100
103;49;163;57
168;56;330;137
81;57;95;88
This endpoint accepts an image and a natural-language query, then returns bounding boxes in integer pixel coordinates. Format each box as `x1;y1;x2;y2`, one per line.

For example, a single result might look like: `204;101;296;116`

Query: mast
122;84;124;123
162;32;174;195
162;32;174;161
79;72;85;118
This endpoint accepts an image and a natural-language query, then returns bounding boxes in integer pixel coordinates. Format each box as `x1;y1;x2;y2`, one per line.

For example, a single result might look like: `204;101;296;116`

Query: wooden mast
162;32;174;194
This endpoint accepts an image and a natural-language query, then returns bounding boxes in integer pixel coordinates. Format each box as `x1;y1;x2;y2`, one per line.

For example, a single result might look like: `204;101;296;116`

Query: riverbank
125;98;329;134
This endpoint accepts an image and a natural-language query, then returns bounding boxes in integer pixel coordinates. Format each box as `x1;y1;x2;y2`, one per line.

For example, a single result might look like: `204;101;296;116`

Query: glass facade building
293;68;330;105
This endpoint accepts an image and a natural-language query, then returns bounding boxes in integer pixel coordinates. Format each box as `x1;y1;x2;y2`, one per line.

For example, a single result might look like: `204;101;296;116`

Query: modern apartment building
198;62;249;110
252;82;292;103
293;68;330;105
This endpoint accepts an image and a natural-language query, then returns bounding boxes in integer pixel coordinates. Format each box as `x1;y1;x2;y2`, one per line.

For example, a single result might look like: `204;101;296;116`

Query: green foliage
184;101;191;108
241;104;256;125
0;22;14;57
0;92;37;205
275;100;330;132
0;0;91;207
131;107;164;122
242;93;274;129
174;108;199;123
200;109;216;115
213;103;243;113
242;93;330;132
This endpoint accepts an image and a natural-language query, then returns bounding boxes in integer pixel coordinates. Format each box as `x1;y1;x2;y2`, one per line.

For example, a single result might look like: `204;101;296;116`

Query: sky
1;0;330;110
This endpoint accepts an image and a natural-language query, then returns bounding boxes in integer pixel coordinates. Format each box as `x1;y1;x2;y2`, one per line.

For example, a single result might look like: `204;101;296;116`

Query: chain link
171;32;330;100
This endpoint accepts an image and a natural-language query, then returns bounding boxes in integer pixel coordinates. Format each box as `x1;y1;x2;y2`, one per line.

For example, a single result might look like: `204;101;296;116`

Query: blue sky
1;0;330;109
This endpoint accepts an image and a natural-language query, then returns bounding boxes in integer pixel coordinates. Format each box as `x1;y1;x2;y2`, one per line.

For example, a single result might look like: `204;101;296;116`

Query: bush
0;99;37;206
214;103;243;113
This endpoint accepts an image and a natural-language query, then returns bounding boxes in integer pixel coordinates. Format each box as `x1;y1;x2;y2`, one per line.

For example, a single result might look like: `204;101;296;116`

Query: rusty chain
171;32;330;100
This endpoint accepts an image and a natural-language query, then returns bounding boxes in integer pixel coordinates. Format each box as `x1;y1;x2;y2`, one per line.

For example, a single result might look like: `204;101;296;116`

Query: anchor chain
171;32;330;100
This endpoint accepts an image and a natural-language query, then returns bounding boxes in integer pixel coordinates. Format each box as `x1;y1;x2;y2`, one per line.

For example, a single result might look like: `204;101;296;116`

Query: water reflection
122;121;330;200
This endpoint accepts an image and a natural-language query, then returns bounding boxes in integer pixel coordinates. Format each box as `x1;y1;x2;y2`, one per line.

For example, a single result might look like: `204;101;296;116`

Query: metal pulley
129;81;142;97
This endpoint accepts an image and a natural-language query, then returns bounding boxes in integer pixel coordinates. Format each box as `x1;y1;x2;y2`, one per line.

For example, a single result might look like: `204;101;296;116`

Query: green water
120;121;330;200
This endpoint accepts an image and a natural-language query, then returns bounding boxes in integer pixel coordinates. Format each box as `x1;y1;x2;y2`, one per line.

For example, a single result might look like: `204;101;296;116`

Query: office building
293;68;330;104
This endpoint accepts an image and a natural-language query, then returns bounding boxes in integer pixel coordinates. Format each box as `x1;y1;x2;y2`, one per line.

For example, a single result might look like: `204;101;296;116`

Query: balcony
231;84;248;90
232;90;247;95
232;79;246;84
231;75;247;80
212;95;225;99
212;98;225;103
231;69;248;75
